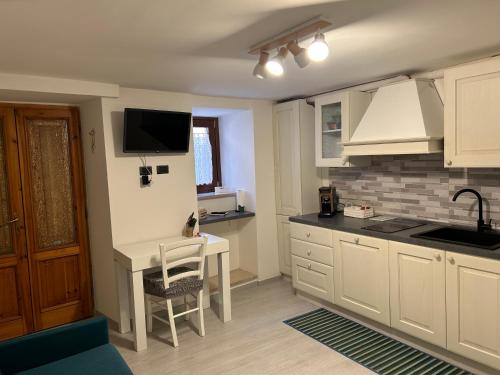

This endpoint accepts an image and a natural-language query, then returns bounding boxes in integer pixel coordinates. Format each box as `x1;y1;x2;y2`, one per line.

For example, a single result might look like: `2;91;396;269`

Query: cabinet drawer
290;223;332;247
291;239;333;266
292;256;334;302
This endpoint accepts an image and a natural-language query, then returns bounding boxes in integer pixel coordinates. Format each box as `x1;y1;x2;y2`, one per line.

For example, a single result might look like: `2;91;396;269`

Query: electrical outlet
156;165;169;174
139;166;152;176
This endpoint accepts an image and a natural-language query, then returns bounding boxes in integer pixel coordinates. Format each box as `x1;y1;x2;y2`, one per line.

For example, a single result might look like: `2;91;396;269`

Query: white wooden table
114;233;231;351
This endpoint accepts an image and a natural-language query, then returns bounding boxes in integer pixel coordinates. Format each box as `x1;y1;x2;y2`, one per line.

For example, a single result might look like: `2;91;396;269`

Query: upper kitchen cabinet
314;91;371;167
445;57;500;167
273;100;320;216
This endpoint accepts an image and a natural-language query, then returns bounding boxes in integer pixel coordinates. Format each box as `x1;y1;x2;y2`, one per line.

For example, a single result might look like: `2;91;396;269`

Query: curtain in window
193;127;213;185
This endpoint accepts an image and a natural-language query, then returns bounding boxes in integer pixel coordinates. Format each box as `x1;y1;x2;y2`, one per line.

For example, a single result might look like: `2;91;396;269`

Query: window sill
197;192;236;201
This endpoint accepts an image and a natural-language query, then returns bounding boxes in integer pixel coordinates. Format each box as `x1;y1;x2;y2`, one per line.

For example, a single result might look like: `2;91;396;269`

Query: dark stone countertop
289;213;500;261
199;210;255;225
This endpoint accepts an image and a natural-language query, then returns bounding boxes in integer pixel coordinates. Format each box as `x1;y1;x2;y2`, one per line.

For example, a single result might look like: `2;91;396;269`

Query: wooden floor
111;277;372;374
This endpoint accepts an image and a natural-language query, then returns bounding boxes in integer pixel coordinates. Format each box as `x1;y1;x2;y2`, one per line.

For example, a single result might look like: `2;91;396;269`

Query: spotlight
287;40;310;68
265;47;288;76
307;32;329;62
253;51;269;79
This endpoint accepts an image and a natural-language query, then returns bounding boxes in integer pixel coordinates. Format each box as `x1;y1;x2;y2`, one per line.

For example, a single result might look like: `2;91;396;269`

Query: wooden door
16;106;92;331
446;252;500;369
276;215;291;275
273;101;302;216
388;242;446;348
333;231;390;325
0;108;33;340
444;57;500;167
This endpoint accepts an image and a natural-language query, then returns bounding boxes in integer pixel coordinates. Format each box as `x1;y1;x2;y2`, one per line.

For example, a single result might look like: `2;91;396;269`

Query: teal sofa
0;316;133;375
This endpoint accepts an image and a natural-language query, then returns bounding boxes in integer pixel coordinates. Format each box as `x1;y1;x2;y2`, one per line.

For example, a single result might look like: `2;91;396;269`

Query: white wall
218;109;259;275
83;89;279;322
219;110;256;209
79;98;115;319
101;88;198;246
192;96;280;281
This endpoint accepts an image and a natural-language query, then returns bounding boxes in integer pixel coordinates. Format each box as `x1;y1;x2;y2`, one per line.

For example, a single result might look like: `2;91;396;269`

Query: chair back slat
168;270;201;284
166;256;203;270
159;237;207;288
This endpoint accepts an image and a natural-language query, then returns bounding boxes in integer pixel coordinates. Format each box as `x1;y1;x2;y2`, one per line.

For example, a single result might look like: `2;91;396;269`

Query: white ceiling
1;0;500;100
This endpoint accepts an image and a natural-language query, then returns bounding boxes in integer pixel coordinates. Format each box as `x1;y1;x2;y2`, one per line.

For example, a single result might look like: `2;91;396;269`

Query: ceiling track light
308;32;329;62
287;40;310;68
265;47;288;76
248;16;332;78
253;51;269;79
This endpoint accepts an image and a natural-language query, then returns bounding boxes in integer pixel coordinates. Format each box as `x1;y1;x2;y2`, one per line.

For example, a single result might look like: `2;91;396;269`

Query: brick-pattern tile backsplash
329;154;500;228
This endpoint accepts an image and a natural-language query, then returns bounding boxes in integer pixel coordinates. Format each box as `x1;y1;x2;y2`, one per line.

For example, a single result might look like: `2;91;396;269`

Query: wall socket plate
156;165;169;174
139;166;152;176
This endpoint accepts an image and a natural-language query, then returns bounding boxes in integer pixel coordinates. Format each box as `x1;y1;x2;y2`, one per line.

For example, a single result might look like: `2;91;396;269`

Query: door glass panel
321;102;343;159
27;119;76;249
0;119;13;256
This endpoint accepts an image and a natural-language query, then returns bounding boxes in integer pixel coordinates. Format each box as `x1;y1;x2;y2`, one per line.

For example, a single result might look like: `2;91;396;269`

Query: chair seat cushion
143;267;203;299
15;344;133;375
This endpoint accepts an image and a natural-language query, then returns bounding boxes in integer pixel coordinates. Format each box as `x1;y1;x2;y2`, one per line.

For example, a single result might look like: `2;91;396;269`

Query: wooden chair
143;236;207;347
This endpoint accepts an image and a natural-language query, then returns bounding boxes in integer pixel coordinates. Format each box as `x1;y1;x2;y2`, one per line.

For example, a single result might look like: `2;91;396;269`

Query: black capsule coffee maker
318;186;336;218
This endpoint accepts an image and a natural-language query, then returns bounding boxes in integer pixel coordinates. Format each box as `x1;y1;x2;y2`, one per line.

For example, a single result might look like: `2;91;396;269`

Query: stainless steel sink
411;227;500;250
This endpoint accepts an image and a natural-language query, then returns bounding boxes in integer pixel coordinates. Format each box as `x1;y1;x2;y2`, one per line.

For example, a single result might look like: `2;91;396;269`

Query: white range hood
343;79;444;156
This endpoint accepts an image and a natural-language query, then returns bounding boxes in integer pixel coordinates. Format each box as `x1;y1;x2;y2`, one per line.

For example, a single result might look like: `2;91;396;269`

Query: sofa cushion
15;344;133;375
0;316;110;375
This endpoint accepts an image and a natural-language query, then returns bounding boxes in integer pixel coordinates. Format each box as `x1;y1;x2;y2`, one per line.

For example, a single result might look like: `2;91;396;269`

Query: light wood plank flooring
111;277;372;374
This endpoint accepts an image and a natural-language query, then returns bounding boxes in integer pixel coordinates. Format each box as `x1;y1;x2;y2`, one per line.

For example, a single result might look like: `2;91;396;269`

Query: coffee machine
318;186;337;218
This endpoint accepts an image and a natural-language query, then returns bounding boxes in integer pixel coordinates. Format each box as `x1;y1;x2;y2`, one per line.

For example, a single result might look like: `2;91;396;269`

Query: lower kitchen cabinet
291;255;334;302
333;231;390;325
277;215;292;275
389;242;446;348
446;252;500;369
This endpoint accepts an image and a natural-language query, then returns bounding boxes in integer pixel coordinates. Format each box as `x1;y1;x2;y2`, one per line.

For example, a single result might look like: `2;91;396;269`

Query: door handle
0;217;19;228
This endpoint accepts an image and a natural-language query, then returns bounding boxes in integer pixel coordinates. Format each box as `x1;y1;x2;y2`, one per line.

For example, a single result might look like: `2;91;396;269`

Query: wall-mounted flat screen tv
123;108;191;153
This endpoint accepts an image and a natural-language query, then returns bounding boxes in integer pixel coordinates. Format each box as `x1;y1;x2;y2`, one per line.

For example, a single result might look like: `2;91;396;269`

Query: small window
193;117;221;193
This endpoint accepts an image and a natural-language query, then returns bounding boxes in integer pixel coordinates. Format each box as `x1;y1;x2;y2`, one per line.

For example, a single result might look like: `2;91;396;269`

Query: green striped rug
284;309;471;375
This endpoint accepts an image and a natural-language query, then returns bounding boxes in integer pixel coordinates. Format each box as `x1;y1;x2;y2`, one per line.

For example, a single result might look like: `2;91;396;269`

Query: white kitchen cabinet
292;255;334;303
291;238;333;267
315;91;371;167
273;100;320;216
389;242;446;348
446;252;500;369
277;215;292;275
273;100;321;275
444;57;500;167
333;231;390;325
290;222;333;248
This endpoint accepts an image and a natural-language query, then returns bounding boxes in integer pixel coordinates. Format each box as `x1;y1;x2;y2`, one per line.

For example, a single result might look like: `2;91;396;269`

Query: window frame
193;116;222;194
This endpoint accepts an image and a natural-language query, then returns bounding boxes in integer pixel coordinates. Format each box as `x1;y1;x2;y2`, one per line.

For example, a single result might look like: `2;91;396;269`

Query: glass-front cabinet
315;91;371;167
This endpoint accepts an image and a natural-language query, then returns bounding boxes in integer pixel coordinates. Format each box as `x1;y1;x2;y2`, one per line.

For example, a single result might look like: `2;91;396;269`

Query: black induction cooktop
362;218;426;233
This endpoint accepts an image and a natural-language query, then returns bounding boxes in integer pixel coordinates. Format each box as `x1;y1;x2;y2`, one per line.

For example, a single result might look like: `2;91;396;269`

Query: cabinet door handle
354;238;360;244
306;232;311;238
434;254;442;262
448;257;455;265
307;250;311;256
446;160;452;166
307;263;312;270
